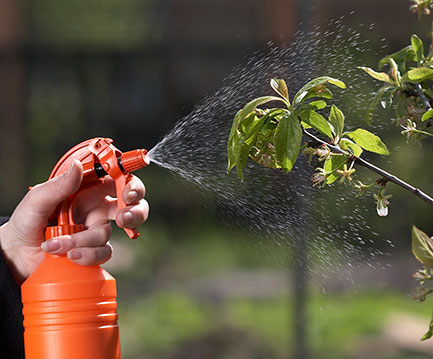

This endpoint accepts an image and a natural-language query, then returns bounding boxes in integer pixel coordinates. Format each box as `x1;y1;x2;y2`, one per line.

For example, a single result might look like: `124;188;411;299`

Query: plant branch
303;129;433;206
414;83;433;127
415;83;432;111
414;128;433;137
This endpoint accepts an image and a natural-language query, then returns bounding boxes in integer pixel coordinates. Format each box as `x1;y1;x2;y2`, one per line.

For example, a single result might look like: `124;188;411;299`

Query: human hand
0;160;149;284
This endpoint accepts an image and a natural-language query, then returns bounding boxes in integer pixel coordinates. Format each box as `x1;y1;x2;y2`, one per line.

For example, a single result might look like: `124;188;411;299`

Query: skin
0;160;149;285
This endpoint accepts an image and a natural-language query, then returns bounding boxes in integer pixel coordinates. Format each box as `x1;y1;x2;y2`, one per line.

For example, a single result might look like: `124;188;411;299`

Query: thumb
20;160;83;220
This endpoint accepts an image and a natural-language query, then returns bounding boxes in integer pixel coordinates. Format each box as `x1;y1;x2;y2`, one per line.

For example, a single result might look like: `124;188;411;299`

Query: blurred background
1;0;433;358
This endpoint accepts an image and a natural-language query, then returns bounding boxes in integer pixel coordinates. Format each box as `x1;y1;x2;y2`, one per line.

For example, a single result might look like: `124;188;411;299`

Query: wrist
0;222;27;285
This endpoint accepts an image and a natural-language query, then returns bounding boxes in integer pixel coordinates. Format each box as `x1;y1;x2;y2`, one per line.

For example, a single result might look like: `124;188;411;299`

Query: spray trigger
46;138;149;240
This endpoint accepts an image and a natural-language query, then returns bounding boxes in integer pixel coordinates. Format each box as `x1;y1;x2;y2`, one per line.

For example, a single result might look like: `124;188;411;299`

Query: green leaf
327;78;346;89
238;96;285;120
274;113;302;172
339;138;363;157
421;318;433;341
227;96;284;175
293;76;345;106
358;66;394;84
365;85;395;124
304;87;333;102
250;118;281;170
422;108;433;122
411;34;425;65
239;110;257;133
227;110;244;172
389;58;402;86
297;100;327;116
412;226;433;268
259;111;279;135
380;87;397;109
295;87;329;104
328;105;345;140
237;115;267;179
379;46;415;72
305;100;327;110
300;110;333;139
227;112;259;179
346;128;390;155
301;122;312;130
270;78;290;103
401;67;433;84
324;154;348;184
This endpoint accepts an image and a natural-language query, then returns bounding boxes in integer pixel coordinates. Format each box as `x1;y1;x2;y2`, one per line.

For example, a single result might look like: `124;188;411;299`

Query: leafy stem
227;76;433;215
413;128;433;137
302;128;433;206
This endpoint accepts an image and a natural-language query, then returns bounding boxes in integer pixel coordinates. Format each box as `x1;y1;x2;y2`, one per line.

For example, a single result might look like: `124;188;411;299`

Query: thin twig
414;83;433;127
415;83;432;111
303;129;433;206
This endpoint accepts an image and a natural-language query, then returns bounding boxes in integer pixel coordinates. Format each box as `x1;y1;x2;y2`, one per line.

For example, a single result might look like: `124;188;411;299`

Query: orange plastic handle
48;138;149;239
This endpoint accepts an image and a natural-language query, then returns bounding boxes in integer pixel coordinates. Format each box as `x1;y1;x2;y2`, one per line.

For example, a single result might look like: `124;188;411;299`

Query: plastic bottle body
18;138;150;358
21;254;121;359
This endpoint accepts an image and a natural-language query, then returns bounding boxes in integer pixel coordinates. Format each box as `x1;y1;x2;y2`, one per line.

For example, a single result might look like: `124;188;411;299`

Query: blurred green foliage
120;292;214;356
116;222;433;358
25;0;149;50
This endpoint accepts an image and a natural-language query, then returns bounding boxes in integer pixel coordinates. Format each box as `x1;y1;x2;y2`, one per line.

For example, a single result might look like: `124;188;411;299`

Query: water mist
146;20;391;288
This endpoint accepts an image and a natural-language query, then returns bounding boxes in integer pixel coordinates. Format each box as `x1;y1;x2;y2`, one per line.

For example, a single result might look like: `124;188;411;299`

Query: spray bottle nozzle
120;149;149;172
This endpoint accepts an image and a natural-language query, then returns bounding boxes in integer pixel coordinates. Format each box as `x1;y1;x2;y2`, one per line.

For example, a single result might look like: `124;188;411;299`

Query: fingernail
41;239;61;252
126;190;138;204
68;250;82;261
122;212;133;225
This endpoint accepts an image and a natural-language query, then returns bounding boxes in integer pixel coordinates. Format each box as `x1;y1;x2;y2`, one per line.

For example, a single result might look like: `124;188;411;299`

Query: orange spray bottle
21;138;149;359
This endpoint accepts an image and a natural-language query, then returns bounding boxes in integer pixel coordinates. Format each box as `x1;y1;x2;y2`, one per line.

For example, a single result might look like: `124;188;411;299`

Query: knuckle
30;182;44;192
95;229;105;244
128;177;146;197
68;235;78;250
51;175;68;197
56;235;75;253
97;223;111;243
